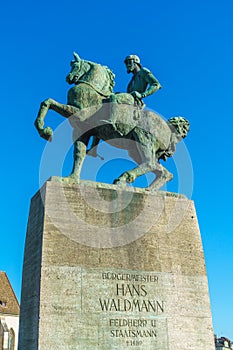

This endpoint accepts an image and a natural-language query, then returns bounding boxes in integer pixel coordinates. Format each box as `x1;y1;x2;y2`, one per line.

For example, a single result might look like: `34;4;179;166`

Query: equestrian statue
34;52;190;190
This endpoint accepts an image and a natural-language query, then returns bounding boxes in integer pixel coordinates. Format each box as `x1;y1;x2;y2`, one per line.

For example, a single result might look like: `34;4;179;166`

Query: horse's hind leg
113;162;154;186
113;134;155;186
113;128;173;190
114;161;173;191
149;164;173;191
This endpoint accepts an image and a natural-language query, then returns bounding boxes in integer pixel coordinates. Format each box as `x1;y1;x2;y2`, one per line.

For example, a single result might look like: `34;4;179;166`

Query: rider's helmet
124;55;141;67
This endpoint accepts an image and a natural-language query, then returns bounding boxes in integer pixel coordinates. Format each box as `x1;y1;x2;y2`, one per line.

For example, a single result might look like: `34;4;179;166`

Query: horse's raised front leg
34;98;79;141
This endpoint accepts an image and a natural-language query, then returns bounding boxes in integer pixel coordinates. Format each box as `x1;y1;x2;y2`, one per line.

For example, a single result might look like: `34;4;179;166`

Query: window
9;328;15;350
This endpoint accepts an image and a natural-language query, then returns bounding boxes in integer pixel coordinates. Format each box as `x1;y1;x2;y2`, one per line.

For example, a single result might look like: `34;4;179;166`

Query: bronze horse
35;53;190;190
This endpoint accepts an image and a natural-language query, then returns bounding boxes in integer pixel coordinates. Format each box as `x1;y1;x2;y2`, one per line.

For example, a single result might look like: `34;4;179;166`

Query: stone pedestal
18;178;215;350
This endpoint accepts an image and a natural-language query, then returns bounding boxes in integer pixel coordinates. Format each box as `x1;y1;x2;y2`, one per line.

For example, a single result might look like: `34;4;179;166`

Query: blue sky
1;0;233;339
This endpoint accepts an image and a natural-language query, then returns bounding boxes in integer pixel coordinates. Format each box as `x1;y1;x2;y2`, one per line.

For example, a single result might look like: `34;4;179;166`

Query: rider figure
87;55;162;157
124;54;161;108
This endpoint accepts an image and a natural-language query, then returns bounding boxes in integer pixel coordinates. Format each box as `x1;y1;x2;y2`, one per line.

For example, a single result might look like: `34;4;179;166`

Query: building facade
0;272;19;350
215;335;233;349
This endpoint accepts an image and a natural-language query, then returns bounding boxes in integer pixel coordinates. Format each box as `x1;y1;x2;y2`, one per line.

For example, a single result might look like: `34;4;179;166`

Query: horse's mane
84;60;115;94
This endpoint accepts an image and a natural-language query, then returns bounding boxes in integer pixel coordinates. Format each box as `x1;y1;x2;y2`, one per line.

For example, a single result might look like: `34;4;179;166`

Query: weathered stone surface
18;179;215;350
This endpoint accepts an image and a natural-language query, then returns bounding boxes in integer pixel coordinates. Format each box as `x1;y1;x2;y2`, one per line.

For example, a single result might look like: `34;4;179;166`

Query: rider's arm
141;68;162;98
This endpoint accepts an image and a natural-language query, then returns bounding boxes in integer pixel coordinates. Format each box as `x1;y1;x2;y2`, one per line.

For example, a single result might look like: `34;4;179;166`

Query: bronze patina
125;54;161;108
34;53;190;190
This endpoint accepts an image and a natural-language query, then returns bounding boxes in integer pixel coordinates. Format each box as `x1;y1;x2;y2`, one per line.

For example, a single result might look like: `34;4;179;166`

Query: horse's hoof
39;127;53;142
113;178;126;187
62;175;80;184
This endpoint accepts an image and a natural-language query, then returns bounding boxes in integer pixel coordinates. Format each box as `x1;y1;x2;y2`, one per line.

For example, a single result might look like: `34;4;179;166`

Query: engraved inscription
98;271;166;347
102;272;159;283
81;268;169;348
99;273;165;315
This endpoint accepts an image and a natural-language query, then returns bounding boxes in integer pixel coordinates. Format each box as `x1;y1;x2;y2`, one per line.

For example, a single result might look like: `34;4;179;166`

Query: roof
0;272;19;315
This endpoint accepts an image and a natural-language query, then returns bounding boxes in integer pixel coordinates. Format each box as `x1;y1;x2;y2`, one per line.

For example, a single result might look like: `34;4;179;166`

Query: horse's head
66;52;84;85
66;52;115;96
